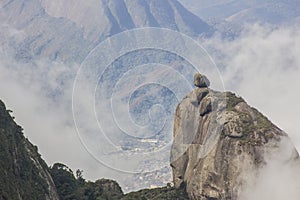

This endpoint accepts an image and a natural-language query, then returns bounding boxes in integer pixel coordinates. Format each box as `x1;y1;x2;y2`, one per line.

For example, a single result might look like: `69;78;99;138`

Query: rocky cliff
0;100;59;200
171;73;299;200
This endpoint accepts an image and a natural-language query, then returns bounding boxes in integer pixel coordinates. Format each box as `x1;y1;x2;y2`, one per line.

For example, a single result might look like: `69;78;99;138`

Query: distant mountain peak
1;0;213;62
41;0;213;39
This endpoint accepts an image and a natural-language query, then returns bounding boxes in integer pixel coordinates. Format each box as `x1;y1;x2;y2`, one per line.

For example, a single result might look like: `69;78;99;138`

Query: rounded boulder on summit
194;73;210;88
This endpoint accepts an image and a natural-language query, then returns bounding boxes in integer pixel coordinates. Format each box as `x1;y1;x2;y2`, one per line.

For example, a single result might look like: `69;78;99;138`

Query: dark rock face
0;100;59;200
171;76;298;200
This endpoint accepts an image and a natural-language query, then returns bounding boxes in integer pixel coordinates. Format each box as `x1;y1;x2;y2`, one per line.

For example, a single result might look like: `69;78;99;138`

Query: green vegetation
229;111;274;145
50;163;123;200
50;163;189;200
225;92;244;111
223;92;278;145
122;186;189;200
251;108;273;131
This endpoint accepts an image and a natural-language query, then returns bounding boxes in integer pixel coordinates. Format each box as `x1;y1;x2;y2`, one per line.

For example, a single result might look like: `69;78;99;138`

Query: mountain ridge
1;0;213;63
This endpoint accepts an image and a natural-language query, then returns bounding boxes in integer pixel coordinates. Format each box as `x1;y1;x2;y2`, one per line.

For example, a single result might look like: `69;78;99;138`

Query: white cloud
238;138;300;200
